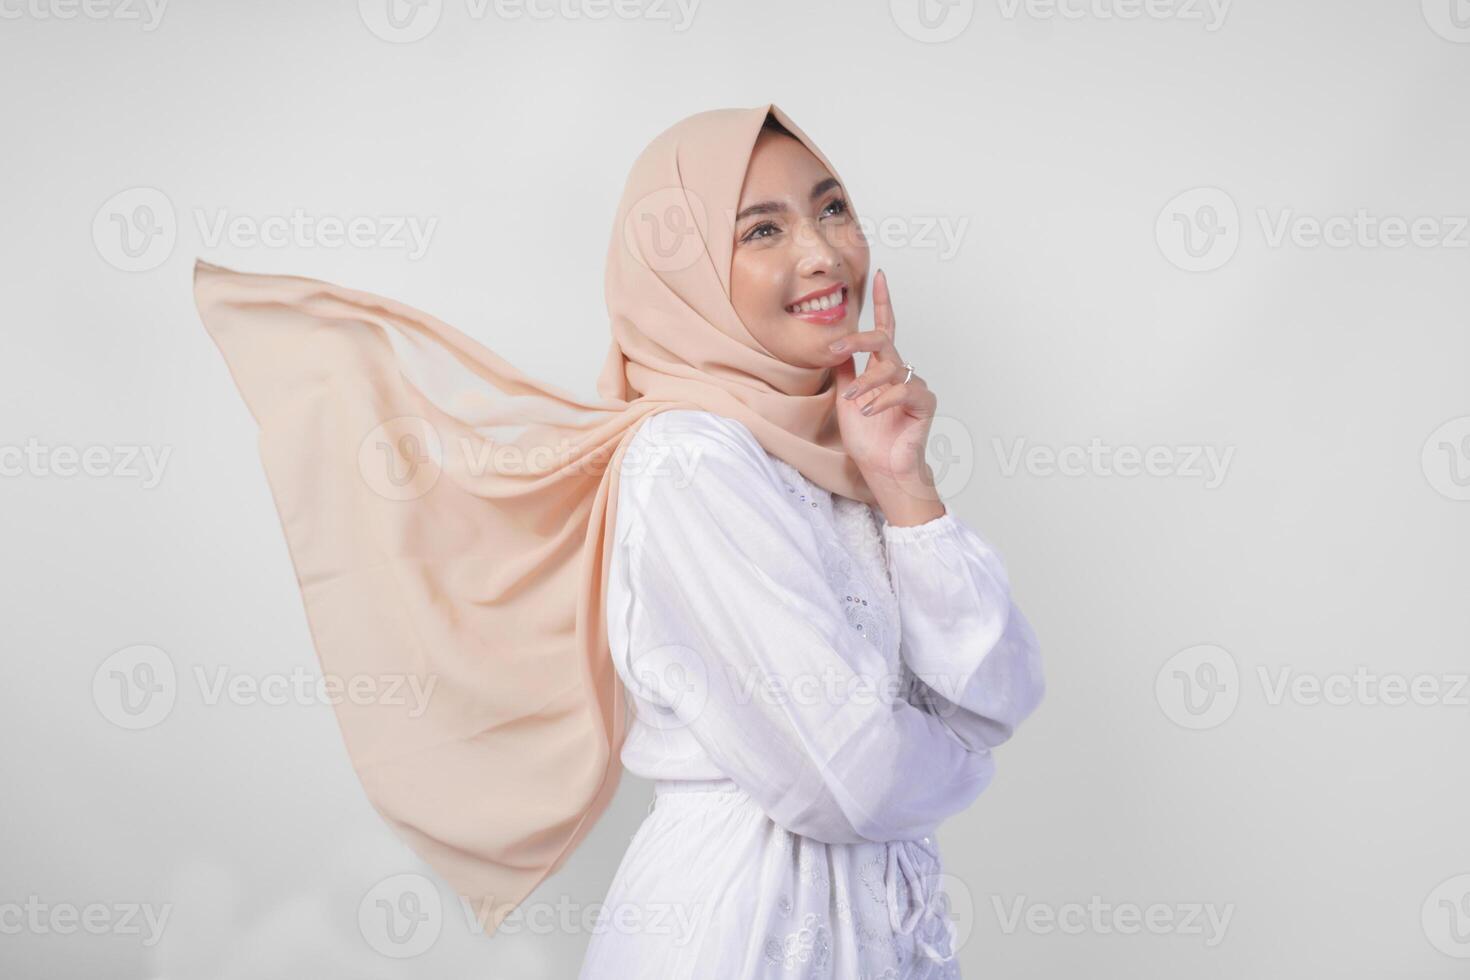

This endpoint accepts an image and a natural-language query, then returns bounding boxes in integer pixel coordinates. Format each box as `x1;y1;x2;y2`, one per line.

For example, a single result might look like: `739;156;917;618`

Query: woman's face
731;130;870;371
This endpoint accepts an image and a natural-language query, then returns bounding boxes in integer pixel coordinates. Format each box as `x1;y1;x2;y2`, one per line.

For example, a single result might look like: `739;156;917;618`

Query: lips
785;284;849;324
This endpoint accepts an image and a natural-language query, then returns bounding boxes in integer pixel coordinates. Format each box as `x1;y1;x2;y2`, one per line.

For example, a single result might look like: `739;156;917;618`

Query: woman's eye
823;196;850;219
743;222;779;243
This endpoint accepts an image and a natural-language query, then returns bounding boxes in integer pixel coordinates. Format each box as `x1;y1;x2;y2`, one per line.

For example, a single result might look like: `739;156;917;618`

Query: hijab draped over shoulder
192;101;873;931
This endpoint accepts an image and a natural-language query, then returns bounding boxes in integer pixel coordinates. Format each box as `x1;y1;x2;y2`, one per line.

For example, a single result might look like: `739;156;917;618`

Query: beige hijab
192;102;874;932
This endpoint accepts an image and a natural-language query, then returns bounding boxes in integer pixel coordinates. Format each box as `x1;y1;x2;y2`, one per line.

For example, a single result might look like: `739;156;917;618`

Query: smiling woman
577;108;1046;977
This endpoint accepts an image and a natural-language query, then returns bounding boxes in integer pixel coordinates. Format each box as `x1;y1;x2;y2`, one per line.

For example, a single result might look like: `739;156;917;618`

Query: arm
607;410;999;845
880;511;1046;754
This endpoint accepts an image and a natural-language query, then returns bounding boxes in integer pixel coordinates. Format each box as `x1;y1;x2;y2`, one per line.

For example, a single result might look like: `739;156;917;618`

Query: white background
3;0;1469;976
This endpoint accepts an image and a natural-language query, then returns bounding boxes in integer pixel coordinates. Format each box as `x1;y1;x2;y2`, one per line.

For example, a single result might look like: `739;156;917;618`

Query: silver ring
900;362;915;384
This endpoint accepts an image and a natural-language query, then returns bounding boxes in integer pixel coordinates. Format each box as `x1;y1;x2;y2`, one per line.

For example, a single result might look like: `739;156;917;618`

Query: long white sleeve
881;512;1046;754
607;410;1000;845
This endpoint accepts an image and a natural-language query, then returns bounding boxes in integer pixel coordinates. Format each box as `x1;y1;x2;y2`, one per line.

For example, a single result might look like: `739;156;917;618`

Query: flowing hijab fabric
192;102;874;932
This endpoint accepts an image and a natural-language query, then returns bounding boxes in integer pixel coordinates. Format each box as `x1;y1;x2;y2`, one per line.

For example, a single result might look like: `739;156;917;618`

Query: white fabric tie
884;839;956;964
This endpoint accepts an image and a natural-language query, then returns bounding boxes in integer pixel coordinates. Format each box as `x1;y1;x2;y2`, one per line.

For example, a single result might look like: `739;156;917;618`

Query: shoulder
631;408;762;456
627;409;777;481
620;409;785;514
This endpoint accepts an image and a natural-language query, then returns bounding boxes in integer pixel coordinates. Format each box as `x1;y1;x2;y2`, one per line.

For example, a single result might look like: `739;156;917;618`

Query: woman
580;113;1045;977
192;103;1042;978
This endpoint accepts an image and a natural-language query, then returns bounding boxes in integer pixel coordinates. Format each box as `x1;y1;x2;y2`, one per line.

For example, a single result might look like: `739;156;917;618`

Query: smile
784;284;849;323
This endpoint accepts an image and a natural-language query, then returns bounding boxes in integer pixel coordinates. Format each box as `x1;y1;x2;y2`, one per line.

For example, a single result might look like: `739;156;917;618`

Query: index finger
873;268;896;339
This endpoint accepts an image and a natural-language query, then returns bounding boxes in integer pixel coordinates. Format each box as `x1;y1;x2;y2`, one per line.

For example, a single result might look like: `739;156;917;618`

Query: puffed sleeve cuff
878;507;1044;744
882;510;1011;586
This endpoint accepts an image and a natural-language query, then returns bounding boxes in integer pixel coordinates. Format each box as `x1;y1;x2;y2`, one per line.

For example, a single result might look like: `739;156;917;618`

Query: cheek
842;229;871;272
732;255;790;318
841;237;870;306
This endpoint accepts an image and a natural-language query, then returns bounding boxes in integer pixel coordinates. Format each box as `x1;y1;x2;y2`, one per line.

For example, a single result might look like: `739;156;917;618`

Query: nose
791;215;843;277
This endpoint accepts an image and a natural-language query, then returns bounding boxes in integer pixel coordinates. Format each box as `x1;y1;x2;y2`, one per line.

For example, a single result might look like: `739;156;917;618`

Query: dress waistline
652;776;742;796
643;778;956;964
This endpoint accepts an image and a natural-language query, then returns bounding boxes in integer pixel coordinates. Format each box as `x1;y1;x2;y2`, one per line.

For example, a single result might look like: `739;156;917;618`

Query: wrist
866;466;946;526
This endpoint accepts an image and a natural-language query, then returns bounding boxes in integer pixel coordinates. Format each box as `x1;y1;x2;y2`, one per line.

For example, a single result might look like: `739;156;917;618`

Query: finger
842;360;907;401
858;382;906;417
829;328;896;359
873;268;896;340
860;377;936;418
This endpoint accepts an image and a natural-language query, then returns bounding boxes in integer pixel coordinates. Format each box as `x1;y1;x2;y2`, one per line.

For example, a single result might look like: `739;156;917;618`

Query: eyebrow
735;177;843;223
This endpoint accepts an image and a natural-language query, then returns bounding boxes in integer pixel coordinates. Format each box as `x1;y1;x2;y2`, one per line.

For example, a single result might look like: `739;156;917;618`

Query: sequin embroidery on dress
771;458;900;667
764;458;964;978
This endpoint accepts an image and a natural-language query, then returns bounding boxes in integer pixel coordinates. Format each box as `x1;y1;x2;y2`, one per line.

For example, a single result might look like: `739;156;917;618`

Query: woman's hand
830;270;946;524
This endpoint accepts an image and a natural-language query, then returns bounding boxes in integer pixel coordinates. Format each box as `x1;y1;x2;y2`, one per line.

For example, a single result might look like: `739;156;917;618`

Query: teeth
788;287;845;314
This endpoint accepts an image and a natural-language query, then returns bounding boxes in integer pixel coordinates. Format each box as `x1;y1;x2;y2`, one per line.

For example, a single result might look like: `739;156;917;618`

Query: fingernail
861;402;874;416
842;385;857;399
829;340;846;351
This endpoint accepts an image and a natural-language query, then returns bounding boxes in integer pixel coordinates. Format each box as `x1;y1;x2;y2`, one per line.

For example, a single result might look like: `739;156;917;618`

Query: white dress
579;409;1045;979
